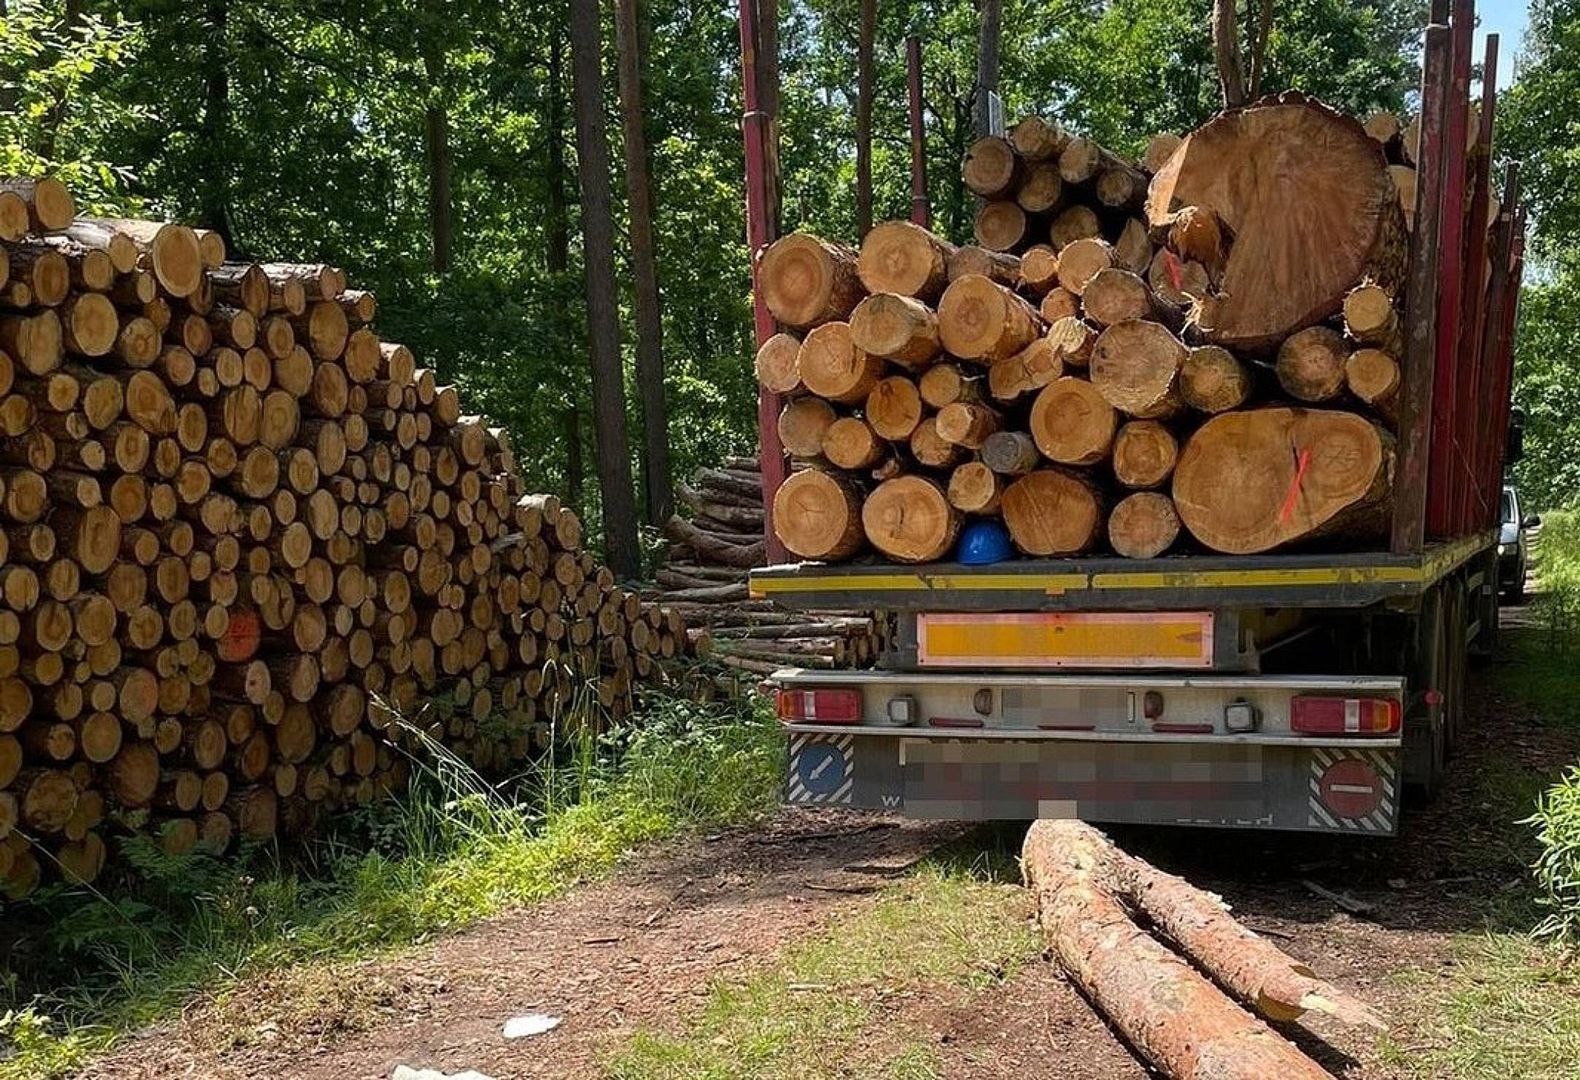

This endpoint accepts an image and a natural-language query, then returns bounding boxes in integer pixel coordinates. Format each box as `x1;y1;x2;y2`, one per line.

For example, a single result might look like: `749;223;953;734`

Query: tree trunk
543;27;583;512
613;0;672;526
568;0;640;578
200;0;234;248
973;0;1001;138
855;0;875;236
422;9;452;274
1212;0;1248;108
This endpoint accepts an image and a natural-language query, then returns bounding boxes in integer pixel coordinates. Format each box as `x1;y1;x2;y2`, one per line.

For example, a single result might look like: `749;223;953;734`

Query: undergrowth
0;688;782;1079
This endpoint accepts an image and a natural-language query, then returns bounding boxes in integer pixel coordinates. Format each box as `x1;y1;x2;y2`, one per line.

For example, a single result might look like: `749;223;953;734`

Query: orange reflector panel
916;612;1214;669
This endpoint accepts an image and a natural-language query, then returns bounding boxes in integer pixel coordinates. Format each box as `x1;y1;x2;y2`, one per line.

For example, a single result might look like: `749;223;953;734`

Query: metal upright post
739;0;787;563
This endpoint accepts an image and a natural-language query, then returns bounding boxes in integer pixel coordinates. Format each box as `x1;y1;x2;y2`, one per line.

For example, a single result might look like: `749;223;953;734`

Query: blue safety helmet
957;520;1012;565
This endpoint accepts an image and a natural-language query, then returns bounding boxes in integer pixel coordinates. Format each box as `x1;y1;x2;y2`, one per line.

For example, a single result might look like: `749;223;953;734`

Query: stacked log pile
756;95;1420;564
658;457;891;673
0;179;687;897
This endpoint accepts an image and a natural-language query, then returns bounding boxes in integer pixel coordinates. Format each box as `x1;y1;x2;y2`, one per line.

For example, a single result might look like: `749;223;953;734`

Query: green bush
1527;766;1580;943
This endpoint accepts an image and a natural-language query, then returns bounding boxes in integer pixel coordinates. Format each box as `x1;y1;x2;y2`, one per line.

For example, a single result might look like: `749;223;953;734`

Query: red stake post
1425;0;1474;539
739;0;788;563
1454;33;1499;532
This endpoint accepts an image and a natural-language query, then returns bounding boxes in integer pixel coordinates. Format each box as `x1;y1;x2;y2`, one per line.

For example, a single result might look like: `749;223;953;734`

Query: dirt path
85;633;1572;1080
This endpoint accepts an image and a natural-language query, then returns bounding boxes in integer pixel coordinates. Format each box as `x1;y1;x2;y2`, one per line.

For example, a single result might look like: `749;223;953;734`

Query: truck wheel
1443;578;1467;754
1470;550;1499;665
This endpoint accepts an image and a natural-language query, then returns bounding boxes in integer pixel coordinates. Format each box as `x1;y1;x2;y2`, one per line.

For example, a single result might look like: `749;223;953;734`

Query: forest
2;0;1575;565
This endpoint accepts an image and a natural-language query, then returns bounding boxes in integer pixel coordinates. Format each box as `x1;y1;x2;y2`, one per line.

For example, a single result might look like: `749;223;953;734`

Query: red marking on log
217;609;262;662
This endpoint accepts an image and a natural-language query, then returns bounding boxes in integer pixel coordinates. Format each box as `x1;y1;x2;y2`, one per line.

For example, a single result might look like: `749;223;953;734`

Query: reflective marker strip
1345;698;1360;733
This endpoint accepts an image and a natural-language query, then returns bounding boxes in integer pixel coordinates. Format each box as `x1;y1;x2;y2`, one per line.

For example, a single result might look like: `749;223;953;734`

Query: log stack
756;95;1414;564
657;456;892;674
0;179;690;897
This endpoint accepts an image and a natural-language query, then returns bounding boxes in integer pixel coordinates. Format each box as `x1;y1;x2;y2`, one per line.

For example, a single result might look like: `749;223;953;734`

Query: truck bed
750;531;1494;613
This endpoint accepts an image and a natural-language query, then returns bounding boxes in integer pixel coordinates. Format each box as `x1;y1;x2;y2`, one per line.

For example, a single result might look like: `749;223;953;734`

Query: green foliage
0;691;782;1080
1526;765;1580;942
0;1;144;210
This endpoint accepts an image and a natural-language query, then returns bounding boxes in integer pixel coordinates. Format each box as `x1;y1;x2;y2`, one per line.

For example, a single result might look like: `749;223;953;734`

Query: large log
849;293;940;368
1023;819;1354;1080
1109;491;1181;558
1029;377;1116;466
857;221;956;301
759;233;865;329
797;322;882;404
772;470;865;562
1001;470;1103;556
1173;407;1393;554
862;475;960;563
1091;319;1186;418
1146;96;1407;350
937;274;1045;364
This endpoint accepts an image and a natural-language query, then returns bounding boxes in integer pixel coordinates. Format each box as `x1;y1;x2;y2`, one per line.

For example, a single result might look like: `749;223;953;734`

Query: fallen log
663;515;764;568
1023;819;1345;1080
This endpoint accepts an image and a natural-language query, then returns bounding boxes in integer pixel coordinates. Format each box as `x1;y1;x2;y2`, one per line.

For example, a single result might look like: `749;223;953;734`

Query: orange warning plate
916;611;1214;669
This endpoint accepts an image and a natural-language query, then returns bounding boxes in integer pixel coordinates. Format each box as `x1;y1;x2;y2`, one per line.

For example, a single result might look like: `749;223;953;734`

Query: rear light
776;688;862;725
1290;695;1401;736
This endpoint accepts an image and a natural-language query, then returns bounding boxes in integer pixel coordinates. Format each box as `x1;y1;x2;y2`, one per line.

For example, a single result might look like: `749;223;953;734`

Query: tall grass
0;688;783;1078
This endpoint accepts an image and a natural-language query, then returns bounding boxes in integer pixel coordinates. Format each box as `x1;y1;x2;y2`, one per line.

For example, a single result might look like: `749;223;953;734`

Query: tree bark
1212;0;1248;108
200;0;234;248
856;0;876;235
613;0;672;526
543;27;584;512
973;0;1001;137
422;5;452;274
568;0;640;578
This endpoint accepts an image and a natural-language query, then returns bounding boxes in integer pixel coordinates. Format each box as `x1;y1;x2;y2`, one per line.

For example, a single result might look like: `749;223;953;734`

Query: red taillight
1290;696;1401;736
776;688;862;725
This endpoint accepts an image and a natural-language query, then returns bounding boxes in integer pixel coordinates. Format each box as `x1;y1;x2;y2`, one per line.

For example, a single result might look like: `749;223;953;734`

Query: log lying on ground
1146;95;1407;351
1023;819;1371;1080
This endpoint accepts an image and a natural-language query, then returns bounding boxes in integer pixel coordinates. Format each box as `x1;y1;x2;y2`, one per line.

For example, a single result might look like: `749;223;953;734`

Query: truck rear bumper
786;728;1401;835
775;669;1404;836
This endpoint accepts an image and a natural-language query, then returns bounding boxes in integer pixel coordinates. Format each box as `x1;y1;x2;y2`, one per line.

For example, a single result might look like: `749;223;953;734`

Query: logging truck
740;6;1523;836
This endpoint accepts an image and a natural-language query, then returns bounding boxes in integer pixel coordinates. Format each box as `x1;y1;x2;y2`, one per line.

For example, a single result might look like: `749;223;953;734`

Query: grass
1376;513;1580;1079
605;835;1039;1080
0;689;784;1079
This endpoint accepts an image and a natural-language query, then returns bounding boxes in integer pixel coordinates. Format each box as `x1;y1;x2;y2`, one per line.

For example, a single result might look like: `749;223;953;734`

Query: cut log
962;136;1020;198
861;475;960;563
1180;346;1254;414
85;219;205;298
1039;287;1080;324
857;221;955;301
797;322;882;404
947;461;1003;515
1059;136;1128;186
1112;420;1179;489
759;233;865;329
1018;245;1061;296
1149;249;1210;307
1016;163;1064;214
664;515;764;568
1095;161;1149;211
1091;319;1186;418
1114;217;1155;274
1109;491;1181;558
0;177;75;231
981;431;1041;476
1166;206;1232;279
988;337;1062;402
946;245;1021;289
776;396;837;458
1345;348;1400;423
1342;283;1403;353
918;363;982;409
1056;238;1115;296
1029;377;1116;466
1082;268;1177;328
974;201;1027;252
1146;97;1407;350
937;275;1045;364
849;293;940;368
935;402;1000;449
865;375;924;441
1049;205;1101;249
1275;326;1349;403
1002;470;1103;556
821;417;886;470
1023;820;1350;1080
1388;165;1416;230
772;470;865;561
1143;132;1183;174
1010;117;1069;161
1173;407;1393;554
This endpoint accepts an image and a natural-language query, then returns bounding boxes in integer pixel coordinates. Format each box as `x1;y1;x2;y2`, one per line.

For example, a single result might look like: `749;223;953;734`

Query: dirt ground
84;636;1574;1080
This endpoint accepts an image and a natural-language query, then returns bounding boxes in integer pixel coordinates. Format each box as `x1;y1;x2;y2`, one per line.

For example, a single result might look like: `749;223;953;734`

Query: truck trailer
739;0;1524;836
